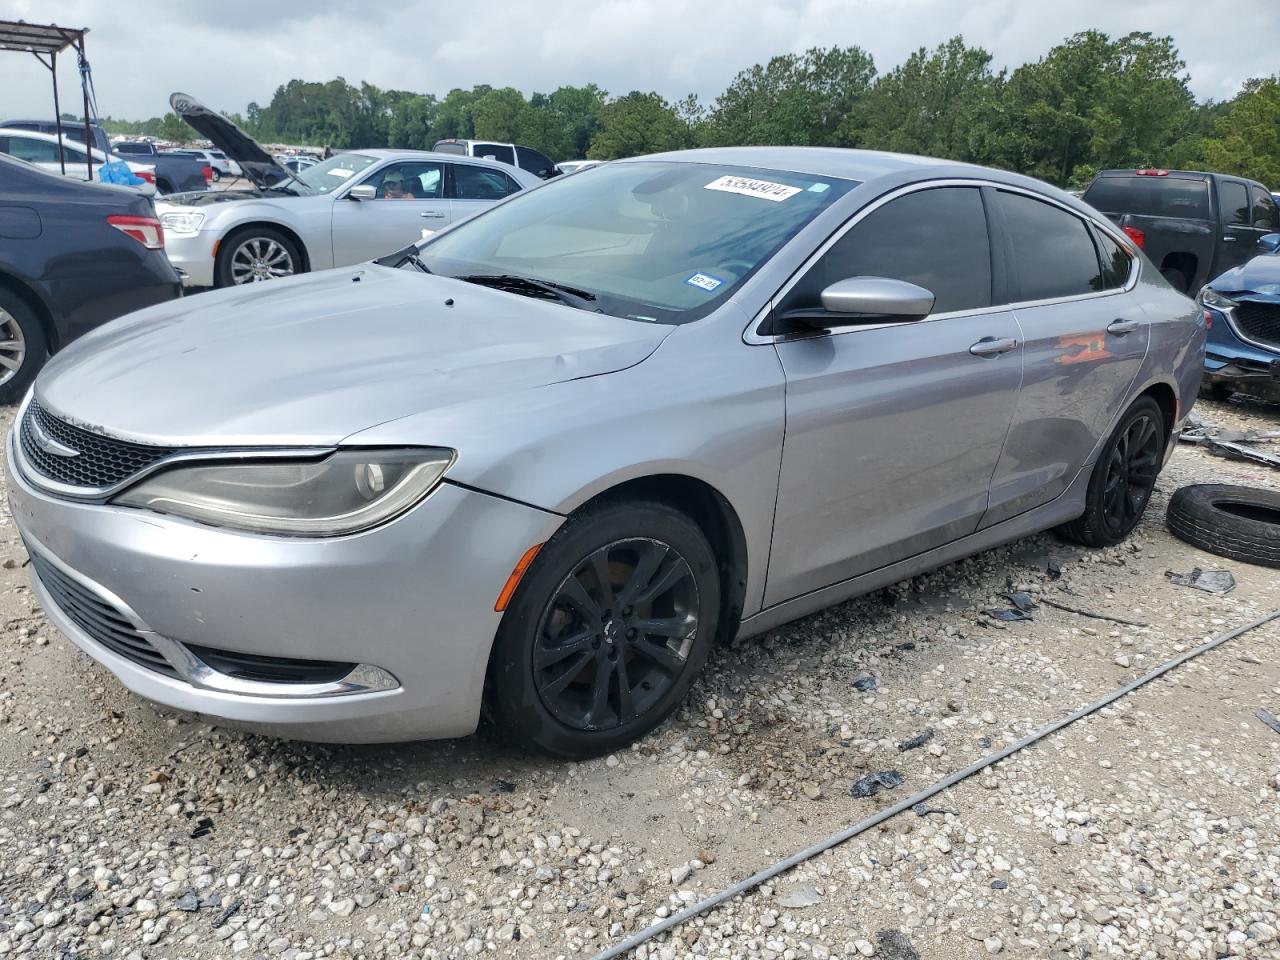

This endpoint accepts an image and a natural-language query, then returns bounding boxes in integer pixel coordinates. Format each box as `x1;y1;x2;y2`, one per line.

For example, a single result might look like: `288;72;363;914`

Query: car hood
1209;252;1280;299
36;266;672;447
169;92;294;191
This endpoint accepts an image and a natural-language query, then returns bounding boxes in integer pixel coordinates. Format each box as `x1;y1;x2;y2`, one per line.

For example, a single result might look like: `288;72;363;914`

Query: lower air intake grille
29;552;178;678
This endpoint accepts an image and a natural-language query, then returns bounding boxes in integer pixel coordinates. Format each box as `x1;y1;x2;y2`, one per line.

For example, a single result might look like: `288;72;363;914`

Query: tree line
101;30;1279;188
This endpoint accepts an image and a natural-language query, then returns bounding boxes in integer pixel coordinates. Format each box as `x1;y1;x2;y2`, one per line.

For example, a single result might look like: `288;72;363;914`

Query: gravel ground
1;395;1278;960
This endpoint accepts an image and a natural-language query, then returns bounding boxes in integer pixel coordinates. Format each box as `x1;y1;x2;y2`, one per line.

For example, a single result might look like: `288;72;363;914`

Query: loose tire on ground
1057;395;1166;548
1166;484;1280;568
0;291;48;404
486;499;720;759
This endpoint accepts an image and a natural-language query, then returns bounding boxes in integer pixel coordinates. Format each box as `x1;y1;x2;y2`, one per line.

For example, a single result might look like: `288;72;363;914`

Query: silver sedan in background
9;147;1204;758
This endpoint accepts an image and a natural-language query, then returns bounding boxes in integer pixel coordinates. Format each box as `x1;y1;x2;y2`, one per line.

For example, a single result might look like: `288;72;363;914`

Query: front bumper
7;433;563;742
162;229;219;287
1203;304;1280;392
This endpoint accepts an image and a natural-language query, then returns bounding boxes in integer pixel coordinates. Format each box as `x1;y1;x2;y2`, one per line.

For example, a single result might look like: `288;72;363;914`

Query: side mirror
348;184;376;201
1258;233;1280;253
782;276;935;329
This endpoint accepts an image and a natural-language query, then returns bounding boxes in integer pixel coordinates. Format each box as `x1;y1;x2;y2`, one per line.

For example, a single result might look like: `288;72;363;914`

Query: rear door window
1094;230;1133;290
1251;187;1278;231
996;191;1103;301
6;136;59;163
474;143;515;165
1220;182;1251;226
516;148;554;177
450;164;519;200
779;186;993;316
1082;176;1210;219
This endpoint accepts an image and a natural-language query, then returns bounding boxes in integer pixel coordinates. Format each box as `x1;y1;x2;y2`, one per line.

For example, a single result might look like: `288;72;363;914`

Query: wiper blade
456;273;596;307
374;244;431;273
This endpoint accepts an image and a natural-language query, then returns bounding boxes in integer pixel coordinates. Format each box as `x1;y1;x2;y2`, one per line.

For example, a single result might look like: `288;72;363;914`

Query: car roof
0;128;103;154
628;146;985;183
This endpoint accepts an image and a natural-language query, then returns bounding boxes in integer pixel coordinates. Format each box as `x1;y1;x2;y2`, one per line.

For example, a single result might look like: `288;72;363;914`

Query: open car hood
169;92;295;192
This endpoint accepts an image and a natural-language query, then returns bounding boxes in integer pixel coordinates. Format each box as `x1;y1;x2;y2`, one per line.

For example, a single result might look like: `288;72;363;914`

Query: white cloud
2;0;1275;121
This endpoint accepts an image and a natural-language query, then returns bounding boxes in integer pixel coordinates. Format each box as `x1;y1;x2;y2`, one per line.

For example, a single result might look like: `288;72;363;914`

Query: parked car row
0;128;157;195
1083;167;1280;400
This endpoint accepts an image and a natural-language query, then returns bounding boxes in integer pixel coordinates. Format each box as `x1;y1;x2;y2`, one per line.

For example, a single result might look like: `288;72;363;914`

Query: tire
1166;484;1280;568
215;228;304;287
1160;267;1190;292
0;291;49;404
211;169;221;183
486;500;721;759
1057;396;1166;547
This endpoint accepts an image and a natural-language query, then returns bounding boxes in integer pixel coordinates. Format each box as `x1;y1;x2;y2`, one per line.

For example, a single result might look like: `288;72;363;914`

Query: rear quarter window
1082;176;1210;220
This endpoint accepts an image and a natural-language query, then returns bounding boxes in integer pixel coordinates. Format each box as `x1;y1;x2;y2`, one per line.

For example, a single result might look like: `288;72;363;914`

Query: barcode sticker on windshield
686;273;724;292
704;175;802;202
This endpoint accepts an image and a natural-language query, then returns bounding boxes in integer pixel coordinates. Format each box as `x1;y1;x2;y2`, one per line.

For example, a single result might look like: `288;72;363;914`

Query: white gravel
1;395;1278;960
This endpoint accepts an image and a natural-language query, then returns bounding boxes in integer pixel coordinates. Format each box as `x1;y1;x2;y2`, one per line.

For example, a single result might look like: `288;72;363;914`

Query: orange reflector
211;238;220;258
494;544;542;612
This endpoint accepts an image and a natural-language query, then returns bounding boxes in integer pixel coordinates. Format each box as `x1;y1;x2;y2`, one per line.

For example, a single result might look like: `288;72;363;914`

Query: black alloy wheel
1100;410;1162;536
534;537;700;732
486;500;720;758
1058;395;1167;548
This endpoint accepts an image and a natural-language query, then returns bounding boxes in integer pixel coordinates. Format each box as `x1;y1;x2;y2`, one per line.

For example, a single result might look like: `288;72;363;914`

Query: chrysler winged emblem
29;418;79;458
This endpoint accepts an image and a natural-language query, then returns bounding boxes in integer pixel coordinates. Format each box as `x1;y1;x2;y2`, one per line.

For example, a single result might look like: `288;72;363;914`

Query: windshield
417;161;856;324
292;153;379;195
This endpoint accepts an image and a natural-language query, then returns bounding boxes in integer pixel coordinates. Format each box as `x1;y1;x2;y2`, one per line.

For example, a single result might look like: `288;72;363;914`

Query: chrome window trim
24;534;400;699
744;177;1140;345
14;391;333;502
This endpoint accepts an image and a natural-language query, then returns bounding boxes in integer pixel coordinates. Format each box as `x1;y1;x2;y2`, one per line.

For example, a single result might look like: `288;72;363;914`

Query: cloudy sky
4;0;1277;121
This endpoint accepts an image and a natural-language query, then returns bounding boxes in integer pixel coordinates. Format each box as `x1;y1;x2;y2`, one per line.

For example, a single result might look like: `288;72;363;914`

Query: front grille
28;551;178;678
1233;301;1280;350
185;643;356;684
20;399;178;490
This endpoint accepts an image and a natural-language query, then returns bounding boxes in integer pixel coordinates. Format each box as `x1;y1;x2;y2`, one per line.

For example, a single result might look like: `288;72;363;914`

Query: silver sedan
9;147;1205;758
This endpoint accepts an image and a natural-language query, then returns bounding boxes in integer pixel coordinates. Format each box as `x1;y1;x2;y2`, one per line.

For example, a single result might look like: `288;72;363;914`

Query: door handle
420;211;446;219
1107;318;1141;335
1222;236;1238;242
969;336;1018;357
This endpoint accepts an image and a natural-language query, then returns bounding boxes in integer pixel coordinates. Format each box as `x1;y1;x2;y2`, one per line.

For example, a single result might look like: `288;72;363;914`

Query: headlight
159;211;205;234
113;448;454;536
1196;286;1236;311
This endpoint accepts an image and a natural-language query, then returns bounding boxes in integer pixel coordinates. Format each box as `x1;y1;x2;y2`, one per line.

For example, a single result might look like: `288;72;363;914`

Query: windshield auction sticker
704;175;802;202
686;273;724;291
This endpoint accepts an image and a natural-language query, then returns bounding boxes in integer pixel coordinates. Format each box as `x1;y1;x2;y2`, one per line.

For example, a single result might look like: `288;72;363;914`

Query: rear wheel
0;292;48;404
1058;396;1166;547
486;500;720;759
215;228;303;286
211;169;221;183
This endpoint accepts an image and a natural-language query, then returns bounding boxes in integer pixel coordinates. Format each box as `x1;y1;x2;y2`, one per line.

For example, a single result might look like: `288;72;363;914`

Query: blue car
1198;232;1280;400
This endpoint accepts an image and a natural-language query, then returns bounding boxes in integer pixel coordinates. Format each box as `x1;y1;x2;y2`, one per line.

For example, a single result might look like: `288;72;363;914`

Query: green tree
1199;77;1280;185
993;31;1196;185
856;37;1001;161
702;46;875;147
546;84;607;158
588;91;691;159
387;94;439;149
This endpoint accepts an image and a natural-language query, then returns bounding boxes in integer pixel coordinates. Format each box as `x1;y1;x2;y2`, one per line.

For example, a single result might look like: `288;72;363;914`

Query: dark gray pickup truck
1082;169;1279;293
112;141;210;194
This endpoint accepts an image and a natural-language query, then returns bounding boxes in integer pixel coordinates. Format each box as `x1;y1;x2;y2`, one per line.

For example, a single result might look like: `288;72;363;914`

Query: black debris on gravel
898;728;935;752
851;770;904;798
1046;558;1062;580
983;606;1033;622
1004;591;1037;613
852;674;878;692
1165;567;1236;594
876;928;922;960
175;891;199;912
1256;708;1280;736
212;899;242;929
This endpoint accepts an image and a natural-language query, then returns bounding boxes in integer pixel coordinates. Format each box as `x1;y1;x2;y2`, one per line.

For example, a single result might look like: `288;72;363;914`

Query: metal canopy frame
0;19;93;177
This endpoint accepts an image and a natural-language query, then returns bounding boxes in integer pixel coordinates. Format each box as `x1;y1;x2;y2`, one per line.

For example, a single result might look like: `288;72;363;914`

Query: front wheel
215;228;303;286
486;501;720;759
211;169;221;183
1057;396;1166;547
